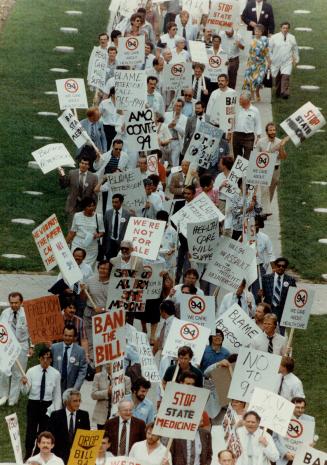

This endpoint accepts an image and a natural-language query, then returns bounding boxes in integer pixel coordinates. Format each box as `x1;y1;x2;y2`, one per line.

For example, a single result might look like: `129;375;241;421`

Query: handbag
263;69;272;88
95;214;105;261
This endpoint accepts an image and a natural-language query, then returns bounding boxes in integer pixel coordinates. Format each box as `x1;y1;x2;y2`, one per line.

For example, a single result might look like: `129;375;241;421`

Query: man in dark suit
48;388;90;464
169;160;198;199
192;64;211;108
241;0;275;36
103;193;131;259
51;325;88;394
170;427;212;465
259;257;296;327
104;399;146;456
182;101;210;156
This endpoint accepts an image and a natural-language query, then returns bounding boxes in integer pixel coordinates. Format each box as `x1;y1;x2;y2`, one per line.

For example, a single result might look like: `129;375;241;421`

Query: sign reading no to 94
180;323;200;341
188;296;206;315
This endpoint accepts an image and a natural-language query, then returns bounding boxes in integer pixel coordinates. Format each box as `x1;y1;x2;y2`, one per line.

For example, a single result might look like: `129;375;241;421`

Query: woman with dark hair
66;196;104;268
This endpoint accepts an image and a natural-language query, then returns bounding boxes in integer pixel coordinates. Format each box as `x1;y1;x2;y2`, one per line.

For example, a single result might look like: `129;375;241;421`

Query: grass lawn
0;0;109;271
272;0;327;281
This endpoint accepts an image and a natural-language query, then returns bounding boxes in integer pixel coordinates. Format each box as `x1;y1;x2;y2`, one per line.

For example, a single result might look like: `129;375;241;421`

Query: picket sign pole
257;265;263;302
16;359;30;385
73;108;78;120
228;363;233;378
286;328;295;355
84;289;97;310
241;177;247;241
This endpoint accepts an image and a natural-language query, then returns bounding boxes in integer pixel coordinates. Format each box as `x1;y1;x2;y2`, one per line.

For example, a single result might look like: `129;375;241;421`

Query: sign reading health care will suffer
32;213;62;271
180;295;216;334
114;69;147;111
163;62;192;91
0;323;21;374
187;217;219;263
184;121;224;168
280;102;326;146
246;149;278;186
123;217;166;260
58;109;91;149
92;309;126;367
153;382;210;440
56;78;88;110
280;287;314;330
87;46;107;91
162;319;210;365
32;143;75;174
117;35;145;66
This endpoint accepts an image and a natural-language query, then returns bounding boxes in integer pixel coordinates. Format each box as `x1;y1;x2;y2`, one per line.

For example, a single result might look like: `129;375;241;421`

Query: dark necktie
73;282;79;294
69;412;75;443
284;34;287;41
78;172;85;199
272;275;282;307
113;210;119;239
278;376;285;395
62;345;69;381
40;368;46;401
193;78;199;99
90;123;96;142
267;336;274;353
119;420;127;455
12;311;17;330
183;26;186;39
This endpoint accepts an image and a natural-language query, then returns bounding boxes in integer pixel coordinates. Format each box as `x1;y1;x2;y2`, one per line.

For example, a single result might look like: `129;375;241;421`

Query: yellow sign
67;429;104;465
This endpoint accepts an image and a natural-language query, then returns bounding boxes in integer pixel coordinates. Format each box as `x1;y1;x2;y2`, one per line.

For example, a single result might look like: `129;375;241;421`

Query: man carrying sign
163;346;203;388
26;431;64;465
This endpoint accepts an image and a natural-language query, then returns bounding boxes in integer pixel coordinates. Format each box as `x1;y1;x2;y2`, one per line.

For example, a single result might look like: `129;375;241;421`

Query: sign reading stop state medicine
117;35;145;66
207;0;240;32
32;143;75;174
58;109;91;149
56;78;88;110
163;62;192;91
153;382;210;440
246;149;278;187
92;309;126;367
123;217;166;260
162;319;210;365
293;445;327;465
0;323;21;374
179;295;216;334
280;287;314;330
280;102;326;146
284;418;315;454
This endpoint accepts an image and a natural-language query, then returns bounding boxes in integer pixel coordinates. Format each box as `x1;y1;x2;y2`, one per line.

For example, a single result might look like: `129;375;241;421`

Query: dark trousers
103;125;117;151
25;399;52;460
232;229;242;241
228;57;240;89
175;234;190;284
232;132;255;160
275;72;290;97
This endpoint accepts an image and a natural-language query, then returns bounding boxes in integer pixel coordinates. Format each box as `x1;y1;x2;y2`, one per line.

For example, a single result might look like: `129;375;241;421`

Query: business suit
48;408;90;464
261;272;296;321
191;75;211;107
80;118;107;153
241;1;275;35
59;169;98;215
103;208;131;259
51;342;88;393
110;255;144;273
182;114;210;155
170;429;212;465
104;415;146;456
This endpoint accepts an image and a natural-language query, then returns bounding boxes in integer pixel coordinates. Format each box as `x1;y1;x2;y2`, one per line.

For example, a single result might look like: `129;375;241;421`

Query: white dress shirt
250;331;288;355
219;31;244;59
99;98;119;126
22;365;61;410
111;207;122;238
27;452;64;465
236;427;279;465
129;439;172;465
278;372;305;401
234;105;262;135
218;291;253;316
256;231;274;268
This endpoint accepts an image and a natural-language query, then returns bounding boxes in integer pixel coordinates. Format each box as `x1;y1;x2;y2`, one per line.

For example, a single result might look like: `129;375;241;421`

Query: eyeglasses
121;247;130;252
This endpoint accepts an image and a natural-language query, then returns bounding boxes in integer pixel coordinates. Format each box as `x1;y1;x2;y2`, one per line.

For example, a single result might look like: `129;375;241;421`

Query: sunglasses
121;247;130;252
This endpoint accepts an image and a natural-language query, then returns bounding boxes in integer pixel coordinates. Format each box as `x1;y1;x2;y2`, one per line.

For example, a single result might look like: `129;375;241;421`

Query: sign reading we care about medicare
180;295;216;334
280;286;314;330
117;35;145;66
56;78;88;110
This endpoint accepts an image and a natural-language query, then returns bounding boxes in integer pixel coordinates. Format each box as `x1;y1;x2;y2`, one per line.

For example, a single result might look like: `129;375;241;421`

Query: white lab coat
269;32;299;77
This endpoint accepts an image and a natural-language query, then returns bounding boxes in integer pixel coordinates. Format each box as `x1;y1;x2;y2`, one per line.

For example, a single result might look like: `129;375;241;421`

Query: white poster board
143;263;164;299
0;324;21;374
32;214;62;271
87;46;107;91
107;168;147;212
284;418;315;454
163;62;192;91
110;357;126;417
205;51;228;82
207;0;240;32
117;35;145;66
187;217;219;263
106;268;150;312
114;69;147;111
123;217;166;260
92;309;126;367
293;446;327;465
220;155;249;199
56;78;88;110
182;0;210;20
180;295;216;334
184;121;224;169
280;287;315;330
125;108;159;152
246;149;278;187
48;234;83;287
31;143;75;174
134;331;161;383
189;40;209;64
5;414;23;465
58;109;91;149
146;153;158;175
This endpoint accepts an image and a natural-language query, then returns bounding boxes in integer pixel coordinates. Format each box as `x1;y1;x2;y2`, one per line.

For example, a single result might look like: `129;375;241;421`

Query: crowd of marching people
1;1;319;465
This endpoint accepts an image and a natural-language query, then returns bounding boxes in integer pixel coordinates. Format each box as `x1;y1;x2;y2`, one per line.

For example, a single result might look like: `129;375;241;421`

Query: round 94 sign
287;419;303;439
188;296;206;315
294;289;308;308
180;323;199;341
0;324;9;344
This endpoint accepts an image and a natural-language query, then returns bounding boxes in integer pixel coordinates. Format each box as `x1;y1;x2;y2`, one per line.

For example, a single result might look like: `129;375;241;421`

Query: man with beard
182;101;209;155
206;74;237;135
126;377;155;424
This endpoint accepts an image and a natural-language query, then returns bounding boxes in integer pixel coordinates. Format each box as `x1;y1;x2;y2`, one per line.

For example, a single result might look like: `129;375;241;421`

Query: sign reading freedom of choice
153;382;210;440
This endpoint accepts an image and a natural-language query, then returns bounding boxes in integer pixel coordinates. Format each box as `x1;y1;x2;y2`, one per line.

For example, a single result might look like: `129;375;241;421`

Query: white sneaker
0;396;8;406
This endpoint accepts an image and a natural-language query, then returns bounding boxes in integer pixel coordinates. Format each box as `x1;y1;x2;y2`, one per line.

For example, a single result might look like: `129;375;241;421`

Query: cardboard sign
32;214;62;271
143;263;164;299
179;295;216;334
0;323;21;374
107;168;147;212
280;102;326;146
87;46;107;90
219;155;249;199
189;40;209;64
203;237;256;292
184;121;224;168
123;217;166;260
68;429;104;465
23;295;64;344
110;357;126;416
31;143;75;174
216;304;261;353
211;365;233;406
248;387;295;436
146;153;158;175
162;318;210;365
125;108;159;152
163;62;192;91
284;418;315;454
134;331;161;383
171;192;224;238
153;382;210;440
92;309;126;367
187;217;219;263
205;51;228;82
208;89;237;132
58;109;91;149
222;405;242;459
48;234;83;287
106;268;150;313
5;413;23;465
246;149;278;186
228;348;281;402
117;35;145;66
114;69;147;111
207;0;240;32
293;445;327;465
182;0;210;19
56;78;88;110
280;287;314;330
106;458;147;465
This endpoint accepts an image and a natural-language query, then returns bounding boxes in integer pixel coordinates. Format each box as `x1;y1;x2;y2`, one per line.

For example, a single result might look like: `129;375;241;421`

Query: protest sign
228;348;281;402
106;458;147;465
31;143;75;174
216;304;261;353
32;214;62;271
56;78;88;110
293;445;327;465
171;192;224;237
219;155;249;199
125;108;159;152
5;413;23;465
182;0;210;19
110;357;126;416
58;109;91;149
203;237;256;292
106;268;150;312
0;323;21;374
189;40;209;64
146;153;158;175
180;295;216;333
87;46;107;90
117;35;145;66
184;121;224;168
153;382;210;440
143;263;164;299
68;429;104;465
23;295;64;344
205;51;228;82
280;102;326;146
163;62;192;91
187;217;219;263
92;309;126;367
222;405;242;459
246;149;278;187
248;387;295;436
114;69;147;111
48;233;83;287
123;217;166;260
162;318;210;365
284;418;315;454
107;168;147;211
211;365;233;406
207;0;240;32
134;331;161;383
280;287;315;330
